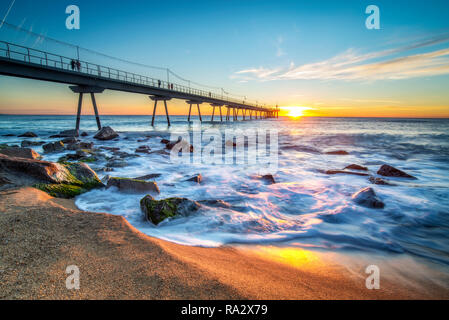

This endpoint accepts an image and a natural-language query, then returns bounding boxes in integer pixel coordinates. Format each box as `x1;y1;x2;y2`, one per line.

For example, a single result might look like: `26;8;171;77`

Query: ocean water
2;115;449;267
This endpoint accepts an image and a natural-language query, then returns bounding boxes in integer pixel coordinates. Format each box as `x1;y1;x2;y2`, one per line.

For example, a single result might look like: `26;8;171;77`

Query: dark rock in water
134;173;161;180
43;141;65;153
149;149;171;156
344;164;368;171
186;174;202;184
325;150;349;155
324;170;369;177
352;187;385;209
106;159;128;168
61;137;78;144
166;139;194;153
101;146;120;152
160;139;170;144
103;167;114;172
198;199;231;208
21;140;44;148
369;176;394;186
18;132;38;138
2;134;15;137
0;147;41;160
259;174;276;184
0;175;11;187
135;145;151;154
80;132;89;137
94;126;119;141
107;177;160;193
58;129;79;138
80;142;94;150
140;196;200;225
377;164;416;179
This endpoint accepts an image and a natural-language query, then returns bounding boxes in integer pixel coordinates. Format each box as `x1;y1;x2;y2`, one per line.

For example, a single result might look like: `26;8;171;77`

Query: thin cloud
233;33;449;81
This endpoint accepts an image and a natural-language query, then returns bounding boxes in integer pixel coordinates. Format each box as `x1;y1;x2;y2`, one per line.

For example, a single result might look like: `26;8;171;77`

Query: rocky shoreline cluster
1;127;418;225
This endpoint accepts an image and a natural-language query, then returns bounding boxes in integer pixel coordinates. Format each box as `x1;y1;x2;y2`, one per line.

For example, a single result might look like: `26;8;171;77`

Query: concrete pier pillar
70;85;105;134
150;95;172;126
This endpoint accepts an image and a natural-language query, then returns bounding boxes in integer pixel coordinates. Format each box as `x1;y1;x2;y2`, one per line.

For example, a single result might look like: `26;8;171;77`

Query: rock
324;170;369;177
160;139;170;144
61;137;78;144
80;132;89;137
377;164;416;179
58;129;79;138
352;187;385;209
18;132;38;138
2;134;15;137
369;176;394;186
136;146;151;154
66;142;81;151
43;141;65;153
80;142;94;149
94;126;119;141
103;167;114;172
0;147;41;160
260;174;276;184
21;140;44;148
0;154;102;196
140;196;200;225
198;199;231;208
149;149;170;156
134;174;161;180
186;174;202;184
106;159;128;168
101;147;120;152
325;150;349;155
106;177;160;193
0;176;11;187
166;139;194;153
344;164;368;171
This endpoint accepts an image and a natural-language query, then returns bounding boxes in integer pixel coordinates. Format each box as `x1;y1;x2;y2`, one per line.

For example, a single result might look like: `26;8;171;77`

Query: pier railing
0;40;274;111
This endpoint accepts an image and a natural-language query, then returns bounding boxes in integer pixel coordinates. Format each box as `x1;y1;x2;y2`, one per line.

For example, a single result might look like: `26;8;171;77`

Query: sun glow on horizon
281;106;313;118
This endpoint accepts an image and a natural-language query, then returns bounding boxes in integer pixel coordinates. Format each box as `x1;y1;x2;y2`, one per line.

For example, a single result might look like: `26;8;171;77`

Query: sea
1;115;449;270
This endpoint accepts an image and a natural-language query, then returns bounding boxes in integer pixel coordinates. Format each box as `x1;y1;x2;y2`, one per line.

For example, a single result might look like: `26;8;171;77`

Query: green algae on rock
140;196;200;225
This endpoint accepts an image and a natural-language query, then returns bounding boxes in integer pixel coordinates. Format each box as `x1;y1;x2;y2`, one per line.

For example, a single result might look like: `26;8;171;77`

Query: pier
0;41;279;133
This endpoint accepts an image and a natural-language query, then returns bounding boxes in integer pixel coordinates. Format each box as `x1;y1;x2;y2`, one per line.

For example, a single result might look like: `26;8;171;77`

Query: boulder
198;199;231;208
21;140;44;148
106;159;128;168
160;139;170;145
61;137;78;144
80;132;89;137
377;164;416;179
352;187;385;209
186;174;202;184
107;177;160;193
136;146;151;154
134;173;161;180
344;164;368;171
0;147;41;160
325;150;349;155
55;129;79;138
43;141;65;153
369;176;394;186
260;174;276;184
140;196;200;225
18;132;38;138
94;127;119;141
166;139;194;152
0;154;102;195
324;170;369;177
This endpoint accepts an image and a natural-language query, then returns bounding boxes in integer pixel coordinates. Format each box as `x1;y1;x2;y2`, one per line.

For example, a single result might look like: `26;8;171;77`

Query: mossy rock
35;183;85;199
140;196;200;225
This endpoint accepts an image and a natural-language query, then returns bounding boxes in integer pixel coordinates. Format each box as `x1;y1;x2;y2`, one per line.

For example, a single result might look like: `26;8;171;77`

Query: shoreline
1;187;448;300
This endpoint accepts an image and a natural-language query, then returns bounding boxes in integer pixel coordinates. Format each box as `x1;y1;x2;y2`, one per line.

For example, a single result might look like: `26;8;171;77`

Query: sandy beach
1;186;447;300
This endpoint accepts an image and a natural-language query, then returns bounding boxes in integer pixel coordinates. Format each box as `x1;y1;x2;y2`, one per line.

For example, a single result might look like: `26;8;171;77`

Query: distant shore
1;187;447;300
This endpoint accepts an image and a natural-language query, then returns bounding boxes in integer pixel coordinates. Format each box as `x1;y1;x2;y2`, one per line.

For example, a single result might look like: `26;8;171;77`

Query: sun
281;106;311;118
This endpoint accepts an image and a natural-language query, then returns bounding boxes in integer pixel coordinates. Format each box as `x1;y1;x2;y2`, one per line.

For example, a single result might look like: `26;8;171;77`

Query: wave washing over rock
2;115;449;267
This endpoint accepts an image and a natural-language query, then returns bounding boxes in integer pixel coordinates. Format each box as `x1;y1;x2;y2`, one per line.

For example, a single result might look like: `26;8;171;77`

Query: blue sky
1;0;449;116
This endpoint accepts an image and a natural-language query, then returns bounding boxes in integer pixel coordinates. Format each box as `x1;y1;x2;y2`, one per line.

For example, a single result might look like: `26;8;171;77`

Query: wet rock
18;132;38;138
0;147;41;160
106;159;128;168
344;164;368;171
113;151;138;159
166;139;194;153
61;137;78;144
369;176;394;186
352;187;385;209
2;134;15;137
134;174;161;180
0;176;11;187
377;164;416;179
325;150;349;155
324;170;369;177
58;129;79;138
94;126;119;141
80;132;89;137
43;141;65;153
101;146;120;152
257;174;276;184
186;174;202;184
80;142;94;149
149;149;170;156
160;139;170;144
21;140;44;148
140;196;200;225
198;199;231;208
135;145;151;154
103;167;114;172
107;177;160;193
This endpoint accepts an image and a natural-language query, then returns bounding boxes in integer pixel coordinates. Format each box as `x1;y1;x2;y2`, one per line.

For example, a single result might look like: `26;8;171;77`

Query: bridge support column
187;101;203;122
211;103;223;122
70;86;105;134
150;95;172;126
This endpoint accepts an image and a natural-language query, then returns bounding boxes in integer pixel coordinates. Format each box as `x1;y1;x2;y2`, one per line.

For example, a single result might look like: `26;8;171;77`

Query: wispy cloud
233;33;449;81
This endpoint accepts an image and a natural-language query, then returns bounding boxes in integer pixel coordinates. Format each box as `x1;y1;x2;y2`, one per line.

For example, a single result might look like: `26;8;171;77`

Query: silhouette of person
70;60;75;70
158;80;161;88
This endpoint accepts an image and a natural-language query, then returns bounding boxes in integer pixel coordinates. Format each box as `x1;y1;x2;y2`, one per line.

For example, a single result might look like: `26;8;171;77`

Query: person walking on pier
76;60;81;71
171;83;173;90
158;80;161;88
70;59;76;71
